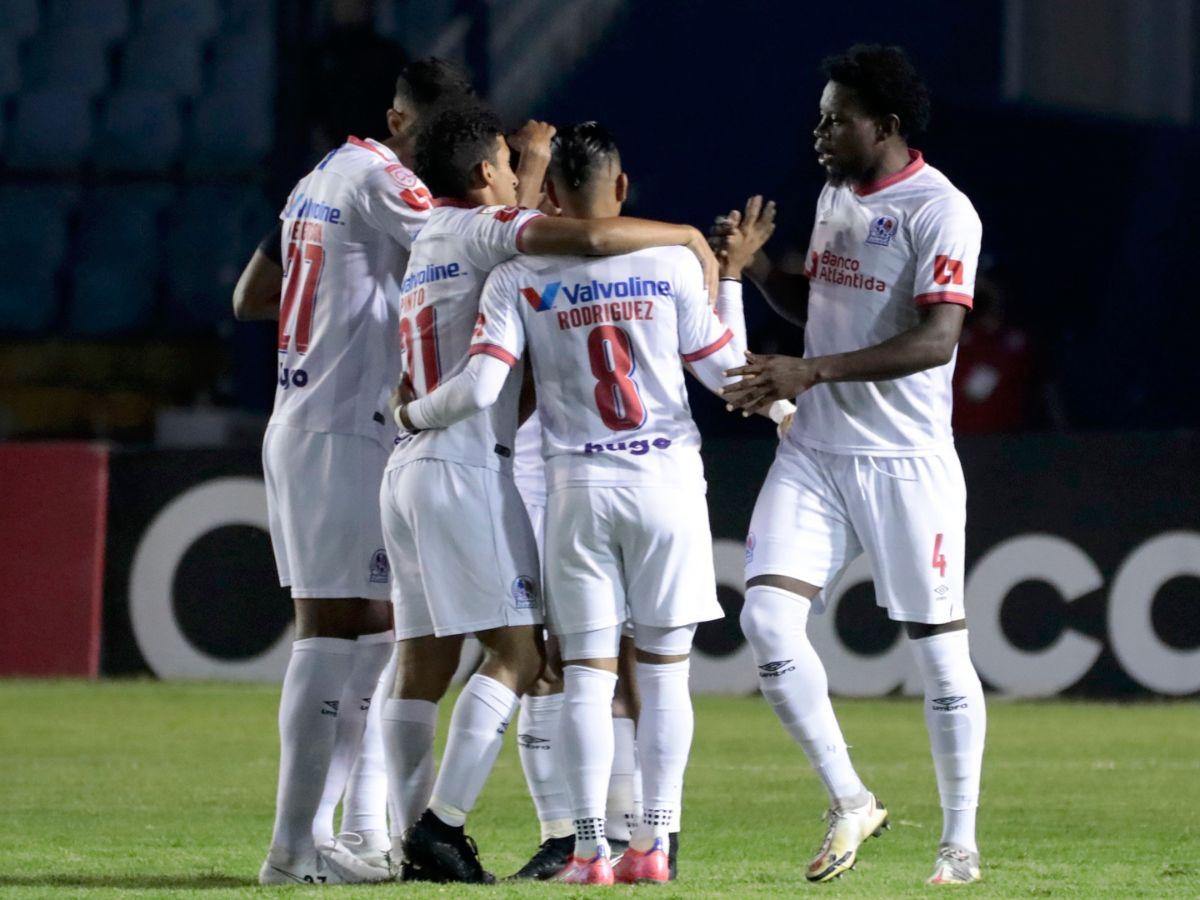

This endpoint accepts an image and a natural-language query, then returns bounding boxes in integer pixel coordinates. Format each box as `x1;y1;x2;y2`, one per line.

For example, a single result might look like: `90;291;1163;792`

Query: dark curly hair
821;44;930;138
414;102;504;198
394;57;474;112
549;121;621;191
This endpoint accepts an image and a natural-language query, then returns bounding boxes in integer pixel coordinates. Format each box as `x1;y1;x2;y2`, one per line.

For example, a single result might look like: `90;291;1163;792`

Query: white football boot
335;829;392;872
805;792;889;883
926;842;982;884
258;838;393;885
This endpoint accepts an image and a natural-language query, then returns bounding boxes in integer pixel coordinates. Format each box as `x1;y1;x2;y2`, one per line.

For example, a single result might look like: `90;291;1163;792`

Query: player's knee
739;594;788;652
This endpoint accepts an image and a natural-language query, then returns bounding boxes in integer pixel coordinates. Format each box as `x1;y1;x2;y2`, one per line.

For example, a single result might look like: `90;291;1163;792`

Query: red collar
432;198;475;208
853;149;925;197
346;135;397;163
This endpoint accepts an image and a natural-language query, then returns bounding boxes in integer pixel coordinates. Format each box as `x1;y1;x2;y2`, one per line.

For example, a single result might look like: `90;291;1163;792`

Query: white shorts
262;423;391;601
381;459;544;639
745;441;966;624
544;484;725;636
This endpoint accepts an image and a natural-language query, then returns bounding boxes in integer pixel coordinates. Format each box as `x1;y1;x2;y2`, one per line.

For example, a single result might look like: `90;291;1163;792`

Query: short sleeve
468;263;526;368
910;192;982;309
674;252;733;362
357;163;432;250
460;205;545;271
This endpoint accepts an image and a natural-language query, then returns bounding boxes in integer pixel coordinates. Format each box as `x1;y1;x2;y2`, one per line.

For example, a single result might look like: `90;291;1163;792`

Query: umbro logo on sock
758;659;796;678
518;733;550;749
932;695;968;711
321;700;339;716
359;697;372;711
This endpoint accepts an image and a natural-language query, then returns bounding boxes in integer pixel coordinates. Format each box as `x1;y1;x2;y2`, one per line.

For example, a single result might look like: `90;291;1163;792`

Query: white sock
518;693;573;841
341;643;396;836
606;716;637;842
630;659;691;853
313;633;391;843
269;637;357;857
560;665;617;858
740;586;867;808
381;697;437;845
910;629;986;853
428;673;519;827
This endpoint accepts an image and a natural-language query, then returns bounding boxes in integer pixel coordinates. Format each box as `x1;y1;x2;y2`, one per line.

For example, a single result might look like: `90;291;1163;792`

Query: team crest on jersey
369;549;390;584
866;215;898;247
511;575;539;610
520;282;560;312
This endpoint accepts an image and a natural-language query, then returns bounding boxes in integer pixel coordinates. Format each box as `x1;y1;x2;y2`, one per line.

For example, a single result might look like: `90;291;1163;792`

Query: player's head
814;44;930;185
414;102;519;205
387;57;475;163
546;121;627;218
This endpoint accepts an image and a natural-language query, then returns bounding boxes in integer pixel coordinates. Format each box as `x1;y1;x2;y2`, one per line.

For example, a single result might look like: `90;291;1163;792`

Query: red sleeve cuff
514;212;544;253
469;342;519;367
682;329;733;362
914;291;973;309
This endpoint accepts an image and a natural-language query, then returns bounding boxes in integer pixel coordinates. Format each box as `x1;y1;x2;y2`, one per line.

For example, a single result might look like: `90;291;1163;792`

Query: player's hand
390;375;418;429
685;227;720;305
721;352;817;413
509;120;556;158
710;196;776;279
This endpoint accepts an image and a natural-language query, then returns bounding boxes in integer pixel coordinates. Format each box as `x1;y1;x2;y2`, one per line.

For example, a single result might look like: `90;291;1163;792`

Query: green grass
0;682;1197;898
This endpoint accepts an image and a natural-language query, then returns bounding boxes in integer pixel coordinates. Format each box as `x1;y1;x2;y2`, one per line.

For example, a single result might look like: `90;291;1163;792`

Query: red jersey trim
854;149;925;197
682;329;734;362
432;197;474;208
469;342;519;367
347;135;395;163
514;212;544;252
914;290;973;309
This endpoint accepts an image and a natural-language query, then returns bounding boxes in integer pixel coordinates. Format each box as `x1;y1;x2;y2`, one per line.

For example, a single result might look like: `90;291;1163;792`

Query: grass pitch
0;681;1197;898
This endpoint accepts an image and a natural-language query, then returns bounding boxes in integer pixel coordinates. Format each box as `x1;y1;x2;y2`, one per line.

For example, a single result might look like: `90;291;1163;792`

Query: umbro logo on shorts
932;695;968;711
321;700;339;716
758;660;796;678
518;734;550;749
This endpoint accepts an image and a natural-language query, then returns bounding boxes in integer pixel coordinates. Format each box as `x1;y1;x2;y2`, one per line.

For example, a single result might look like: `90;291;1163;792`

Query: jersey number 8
588;325;646;431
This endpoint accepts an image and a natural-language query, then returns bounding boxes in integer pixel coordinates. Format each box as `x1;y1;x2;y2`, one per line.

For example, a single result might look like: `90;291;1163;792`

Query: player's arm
509;120;556;210
521;217;719;301
232;224;283;321
722;195;981;411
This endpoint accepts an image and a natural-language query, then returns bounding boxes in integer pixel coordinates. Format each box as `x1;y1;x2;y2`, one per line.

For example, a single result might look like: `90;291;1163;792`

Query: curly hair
549;121;621;191
821;44;931;138
394;57;474;112
413;102;504;198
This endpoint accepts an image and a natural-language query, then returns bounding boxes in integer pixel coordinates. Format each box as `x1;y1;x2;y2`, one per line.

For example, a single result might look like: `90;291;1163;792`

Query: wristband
393;403;420;434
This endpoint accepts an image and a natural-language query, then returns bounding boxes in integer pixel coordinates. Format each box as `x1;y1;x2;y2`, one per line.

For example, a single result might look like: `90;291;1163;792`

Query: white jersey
789;151;982;456
513;411;547;507
271;136;430;446
470;246;732;490
386;200;544;473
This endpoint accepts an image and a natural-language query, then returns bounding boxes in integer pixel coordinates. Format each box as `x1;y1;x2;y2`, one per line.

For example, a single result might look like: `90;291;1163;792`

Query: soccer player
716;45;986;885
379;105;721;884
240;60;473;885
392;122;778;884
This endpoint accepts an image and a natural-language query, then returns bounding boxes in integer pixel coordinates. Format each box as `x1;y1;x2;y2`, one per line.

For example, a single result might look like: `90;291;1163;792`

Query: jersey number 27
278;238;325;354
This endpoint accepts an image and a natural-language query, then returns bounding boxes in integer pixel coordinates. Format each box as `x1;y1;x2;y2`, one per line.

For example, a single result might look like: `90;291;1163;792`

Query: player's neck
465;186;505;208
558;199;621;219
853;143;913;190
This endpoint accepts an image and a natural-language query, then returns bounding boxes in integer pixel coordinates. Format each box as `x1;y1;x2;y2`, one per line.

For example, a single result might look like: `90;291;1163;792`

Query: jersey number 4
588;325;646;431
278;239;326;354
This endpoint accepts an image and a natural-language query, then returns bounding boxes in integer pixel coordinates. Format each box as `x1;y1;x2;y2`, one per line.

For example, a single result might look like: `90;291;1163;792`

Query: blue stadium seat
66;261;157;336
5;89;96;170
0;0;40;41
22;27;114;93
0;37;20;98
209;33;273;102
139;0;220;41
48;0;131;43
120;32;203;97
0;186;77;270
222;0;273;38
0;268;59;335
75;186;170;264
186;92;272;172
94;89;182;172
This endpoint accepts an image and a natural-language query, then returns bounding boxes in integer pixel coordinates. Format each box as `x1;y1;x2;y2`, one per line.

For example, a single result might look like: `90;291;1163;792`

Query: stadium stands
119;33;204;98
94;89;183;172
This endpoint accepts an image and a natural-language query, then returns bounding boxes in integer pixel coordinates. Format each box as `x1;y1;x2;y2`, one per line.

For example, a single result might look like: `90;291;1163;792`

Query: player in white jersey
379;104;720;884
235;60;476;886
393;122;779;884
716;45;986;886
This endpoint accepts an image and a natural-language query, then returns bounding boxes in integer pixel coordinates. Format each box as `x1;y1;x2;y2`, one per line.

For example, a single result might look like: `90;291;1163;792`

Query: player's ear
386;107;405;138
477;158;495;190
615;171;629;204
878;113;901;141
